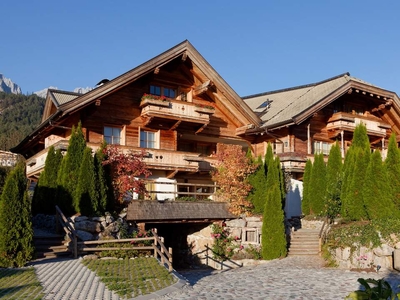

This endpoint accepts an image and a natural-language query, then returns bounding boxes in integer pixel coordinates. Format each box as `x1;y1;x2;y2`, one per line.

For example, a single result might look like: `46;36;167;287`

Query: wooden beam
154;67;160;74
167;170;178;179
170;120;182;131
195;123;208;134
141;116;153;126
181;52;187;62
193;80;214;96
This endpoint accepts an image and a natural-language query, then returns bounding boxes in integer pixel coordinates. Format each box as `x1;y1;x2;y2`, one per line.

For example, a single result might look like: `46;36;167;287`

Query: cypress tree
325;142;342;220
276;156;286;210
94;141;111;213
261;158;287;260
57;122;86;214
341;124;371;221
308;153;326;215
384;133;400;209
264;142;274;176
340;147;356;218
301;159;312;215
32;146;62;214
247;155;267;214
363;150;397;219
0;163;34;267
75;147;98;215
0;166;10;195
345;147;370;220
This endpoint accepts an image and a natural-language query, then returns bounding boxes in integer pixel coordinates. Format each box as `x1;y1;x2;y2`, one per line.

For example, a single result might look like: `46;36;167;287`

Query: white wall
285;179;303;218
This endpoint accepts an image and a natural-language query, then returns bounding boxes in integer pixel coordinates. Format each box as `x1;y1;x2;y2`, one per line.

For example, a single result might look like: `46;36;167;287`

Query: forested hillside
0;92;45;151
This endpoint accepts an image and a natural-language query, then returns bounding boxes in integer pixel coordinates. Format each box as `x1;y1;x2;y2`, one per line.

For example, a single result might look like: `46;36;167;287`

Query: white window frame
104;126;125;145
139;128;159;149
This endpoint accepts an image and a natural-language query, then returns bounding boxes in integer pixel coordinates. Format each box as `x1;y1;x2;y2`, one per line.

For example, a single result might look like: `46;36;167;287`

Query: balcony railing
25;140;215;179
327;112;390;137
140;99;214;125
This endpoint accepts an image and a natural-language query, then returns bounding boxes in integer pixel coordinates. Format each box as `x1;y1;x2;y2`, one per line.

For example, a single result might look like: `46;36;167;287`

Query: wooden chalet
243;72;400;180
11;40;260;222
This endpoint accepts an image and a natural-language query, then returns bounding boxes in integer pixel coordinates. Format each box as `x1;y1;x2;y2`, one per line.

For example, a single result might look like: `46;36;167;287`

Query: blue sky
2;1;400;96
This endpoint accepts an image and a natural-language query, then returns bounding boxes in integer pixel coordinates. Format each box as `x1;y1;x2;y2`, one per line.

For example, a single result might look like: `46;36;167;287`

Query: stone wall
187;216;264;270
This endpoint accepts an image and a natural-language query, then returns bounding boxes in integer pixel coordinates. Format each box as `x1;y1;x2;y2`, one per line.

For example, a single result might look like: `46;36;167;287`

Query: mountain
34;86;58;99
34;86;93;98
0;74;22;94
0;92;45;151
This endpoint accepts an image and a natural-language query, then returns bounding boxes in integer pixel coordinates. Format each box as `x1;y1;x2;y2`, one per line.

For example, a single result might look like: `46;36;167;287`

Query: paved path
32;258;121;300
31;256;400;300
161;256;400;300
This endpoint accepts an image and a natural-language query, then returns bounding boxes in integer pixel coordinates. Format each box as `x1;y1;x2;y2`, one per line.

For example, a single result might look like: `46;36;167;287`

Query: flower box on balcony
194;105;215;115
140;94;171;108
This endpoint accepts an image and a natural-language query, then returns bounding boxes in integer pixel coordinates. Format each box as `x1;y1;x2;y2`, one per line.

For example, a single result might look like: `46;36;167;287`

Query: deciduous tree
102;145;151;204
211;144;257;215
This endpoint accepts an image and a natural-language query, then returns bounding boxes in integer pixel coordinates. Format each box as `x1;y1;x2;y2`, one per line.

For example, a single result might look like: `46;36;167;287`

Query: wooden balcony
25;140;215;179
140;98;214;128
327;112;390;137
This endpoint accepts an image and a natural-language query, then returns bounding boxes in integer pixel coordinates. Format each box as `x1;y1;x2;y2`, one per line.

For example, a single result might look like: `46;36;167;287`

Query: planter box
195;107;215;114
140;98;170;107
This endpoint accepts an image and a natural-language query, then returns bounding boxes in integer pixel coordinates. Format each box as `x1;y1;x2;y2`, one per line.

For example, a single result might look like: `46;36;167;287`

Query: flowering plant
130;229;154;246
141;93;170;102
210;223;242;260
195;103;215;110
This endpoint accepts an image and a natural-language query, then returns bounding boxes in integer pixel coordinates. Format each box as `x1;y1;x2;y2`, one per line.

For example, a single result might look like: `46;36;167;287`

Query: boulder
74;220;102;233
226;219;246;228
373;244;394;257
76;230;94;241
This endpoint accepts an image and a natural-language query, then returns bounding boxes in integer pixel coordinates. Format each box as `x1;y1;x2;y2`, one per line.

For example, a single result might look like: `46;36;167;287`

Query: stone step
288;228;320;256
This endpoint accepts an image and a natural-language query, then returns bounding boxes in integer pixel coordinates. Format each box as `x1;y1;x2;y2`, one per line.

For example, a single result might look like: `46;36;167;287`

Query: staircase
33;229;71;260
288;228;320;256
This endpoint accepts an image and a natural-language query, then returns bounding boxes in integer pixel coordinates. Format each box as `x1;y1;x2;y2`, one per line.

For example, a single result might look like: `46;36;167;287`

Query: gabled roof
41;89;81;122
243;72;399;130
127;201;235;222
12;40;260;154
57;40;259;126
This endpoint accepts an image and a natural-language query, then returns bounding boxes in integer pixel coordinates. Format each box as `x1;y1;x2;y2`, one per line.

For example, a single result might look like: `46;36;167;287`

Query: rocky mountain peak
0;74;22;94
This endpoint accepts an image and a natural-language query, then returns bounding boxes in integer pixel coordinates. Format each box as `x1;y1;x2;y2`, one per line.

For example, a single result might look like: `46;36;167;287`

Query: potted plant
140;94;171;107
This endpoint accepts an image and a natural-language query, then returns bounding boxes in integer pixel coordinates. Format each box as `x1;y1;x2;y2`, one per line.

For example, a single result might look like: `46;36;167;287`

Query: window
140;130;157;148
314;141;332;155
150;85;176;98
104;126;122;145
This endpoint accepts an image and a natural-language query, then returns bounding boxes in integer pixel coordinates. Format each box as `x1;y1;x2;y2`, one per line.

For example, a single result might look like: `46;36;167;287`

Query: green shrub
0;163;34;267
345;278;400;300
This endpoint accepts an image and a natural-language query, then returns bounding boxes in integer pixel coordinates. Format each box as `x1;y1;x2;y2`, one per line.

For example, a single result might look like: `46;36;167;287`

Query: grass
82;257;177;298
0;267;44;300
0;257;176;299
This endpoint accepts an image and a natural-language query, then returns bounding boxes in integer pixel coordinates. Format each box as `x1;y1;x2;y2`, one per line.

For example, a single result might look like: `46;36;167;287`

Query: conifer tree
308;153;326;215
94;141;111;213
247;155;267;214
325;142;342;219
345;147;370;220
341;124;371;221
0;163;34;267
264;142;274;176
363;150;397;219
301;159;312;215
74;147;98;215
32;146;62;214
384;133;400;209
276;156;286;209
57;122;86;214
340;147;356;218
261;158;287;260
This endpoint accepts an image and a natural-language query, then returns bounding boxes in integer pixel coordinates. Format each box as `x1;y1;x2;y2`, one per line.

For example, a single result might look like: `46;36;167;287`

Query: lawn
0;257;177;299
0;267;44;299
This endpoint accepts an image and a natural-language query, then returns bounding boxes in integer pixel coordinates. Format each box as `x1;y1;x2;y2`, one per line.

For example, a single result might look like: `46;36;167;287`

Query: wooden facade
243;73;400;180
12;43;400;200
12;40;260;201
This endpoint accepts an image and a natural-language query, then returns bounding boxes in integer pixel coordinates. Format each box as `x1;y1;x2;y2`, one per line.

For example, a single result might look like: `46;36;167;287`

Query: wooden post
160;237;165;264
168;247;173;272
154;236;157;259
73;235;77;258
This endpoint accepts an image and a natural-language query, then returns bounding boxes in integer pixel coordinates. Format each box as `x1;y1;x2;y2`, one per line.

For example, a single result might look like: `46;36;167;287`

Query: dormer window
150;85;176;99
